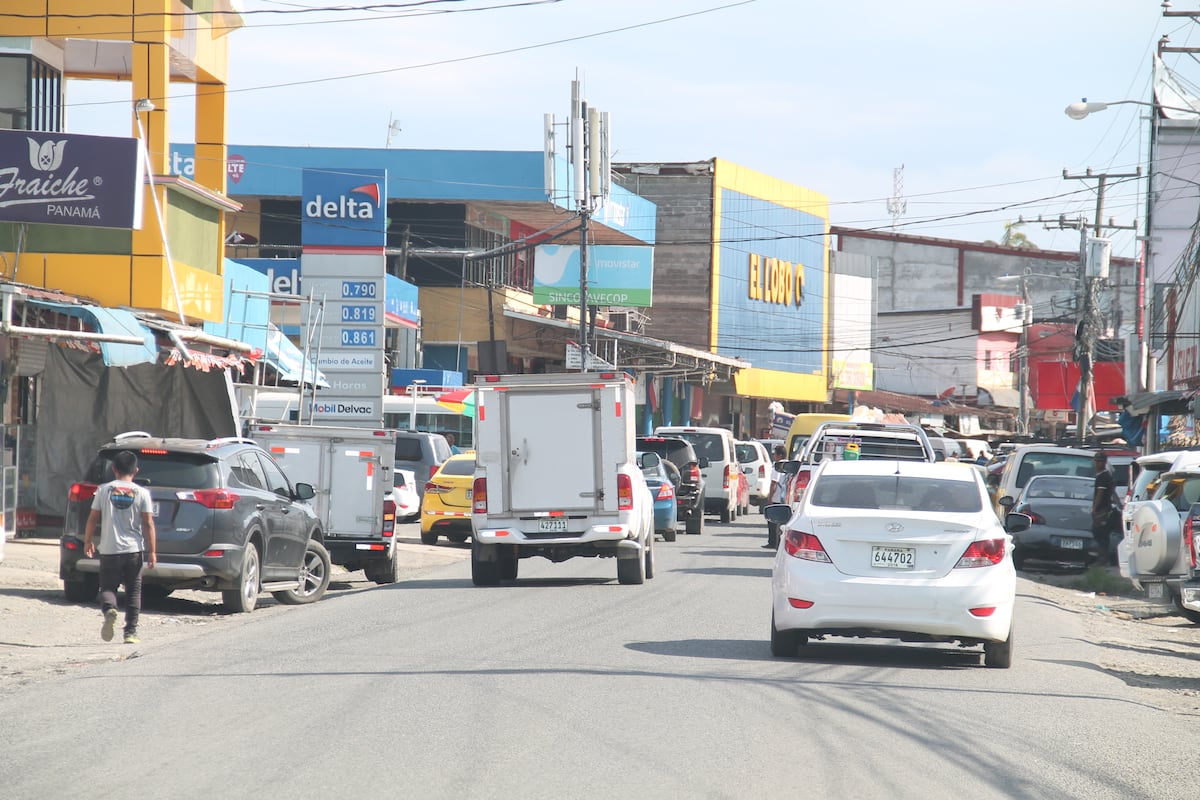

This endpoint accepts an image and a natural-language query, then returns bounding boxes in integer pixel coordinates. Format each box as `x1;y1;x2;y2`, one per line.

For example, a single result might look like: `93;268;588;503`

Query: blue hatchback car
638;451;680;542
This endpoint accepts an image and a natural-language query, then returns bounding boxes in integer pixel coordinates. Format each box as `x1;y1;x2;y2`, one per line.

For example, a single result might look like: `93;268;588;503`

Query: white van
655;426;740;523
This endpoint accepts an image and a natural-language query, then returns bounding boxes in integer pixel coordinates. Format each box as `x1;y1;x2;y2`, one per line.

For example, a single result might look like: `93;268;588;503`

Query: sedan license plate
537;518;567;533
872;546;915;569
1058;537;1084;550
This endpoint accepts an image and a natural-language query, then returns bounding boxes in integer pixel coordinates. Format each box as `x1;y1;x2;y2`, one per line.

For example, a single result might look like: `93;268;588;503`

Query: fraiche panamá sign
0;130;144;229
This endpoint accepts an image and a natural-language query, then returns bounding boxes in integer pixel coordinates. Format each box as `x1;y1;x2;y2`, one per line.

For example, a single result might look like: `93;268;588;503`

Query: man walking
1091;451;1118;566
83;450;156;644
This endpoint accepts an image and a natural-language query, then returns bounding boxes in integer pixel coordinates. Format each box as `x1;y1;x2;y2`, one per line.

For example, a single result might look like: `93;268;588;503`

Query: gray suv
394;430;453;500
59;432;330;613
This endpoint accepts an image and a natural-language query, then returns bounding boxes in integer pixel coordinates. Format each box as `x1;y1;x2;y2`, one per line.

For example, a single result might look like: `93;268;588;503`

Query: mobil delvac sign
301;167;386;250
0;130;144;229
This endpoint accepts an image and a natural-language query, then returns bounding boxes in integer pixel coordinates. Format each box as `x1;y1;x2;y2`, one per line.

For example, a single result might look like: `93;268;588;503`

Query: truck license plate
538;518;567;533
871;546;914;569
1148;582;1165;600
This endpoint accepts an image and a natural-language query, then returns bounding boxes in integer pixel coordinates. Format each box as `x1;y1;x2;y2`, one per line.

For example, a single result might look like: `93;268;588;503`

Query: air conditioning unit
607;307;649;333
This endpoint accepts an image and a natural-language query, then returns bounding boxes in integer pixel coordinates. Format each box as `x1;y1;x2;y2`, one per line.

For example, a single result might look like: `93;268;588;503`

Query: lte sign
301;167;387;250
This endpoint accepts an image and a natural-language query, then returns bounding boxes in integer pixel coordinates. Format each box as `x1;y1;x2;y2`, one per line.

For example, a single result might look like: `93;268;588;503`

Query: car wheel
471;540;500;586
1012;554;1025;571
363;541;402;586
142;584;173;602
275;539;332;604
662;528;677;543
500;551;518;581
644;534;655;580
222;543;260;613
63;573;99;603
420;531;438;545
617;549;646;585
770;611;805;657
446;533;470;544
686;511;704;535
720;504;732;524
983;625;1014;669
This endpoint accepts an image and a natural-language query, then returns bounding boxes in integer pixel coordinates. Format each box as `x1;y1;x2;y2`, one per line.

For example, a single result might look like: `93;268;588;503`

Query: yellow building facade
0;1;242;322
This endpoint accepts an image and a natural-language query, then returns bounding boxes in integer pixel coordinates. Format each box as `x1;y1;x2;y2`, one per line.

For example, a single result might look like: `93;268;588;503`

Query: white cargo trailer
248;423;402;584
471;372;654;585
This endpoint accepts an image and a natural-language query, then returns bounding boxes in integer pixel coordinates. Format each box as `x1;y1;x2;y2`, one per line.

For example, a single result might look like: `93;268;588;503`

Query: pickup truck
781;421;937;506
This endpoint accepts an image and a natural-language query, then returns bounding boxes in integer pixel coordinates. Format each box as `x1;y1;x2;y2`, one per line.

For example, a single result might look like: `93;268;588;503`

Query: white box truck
247;423;402;584
471;372;655;586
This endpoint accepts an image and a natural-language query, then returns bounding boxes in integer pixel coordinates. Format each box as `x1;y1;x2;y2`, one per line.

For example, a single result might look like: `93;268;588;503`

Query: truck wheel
500;552;518;581
364;543;402;586
720;504;733;524
617;551;646;585
274;539;332;604
983;625;1014;668
63;573;99;603
420;531;438;545
471;540;500;586
686;511;703;535
223;544;261;613
1169;587;1200;625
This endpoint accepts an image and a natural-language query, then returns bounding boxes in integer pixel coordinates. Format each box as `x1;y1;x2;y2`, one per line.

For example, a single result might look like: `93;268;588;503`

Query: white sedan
764;460;1016;668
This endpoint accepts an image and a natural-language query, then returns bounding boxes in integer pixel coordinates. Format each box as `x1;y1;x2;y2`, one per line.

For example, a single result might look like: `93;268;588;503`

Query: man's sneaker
101;608;118;642
123;631;140;645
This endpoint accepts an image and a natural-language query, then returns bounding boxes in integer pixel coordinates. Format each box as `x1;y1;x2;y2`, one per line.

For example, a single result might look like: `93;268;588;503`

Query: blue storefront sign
301;167;387;249
0;130;144;229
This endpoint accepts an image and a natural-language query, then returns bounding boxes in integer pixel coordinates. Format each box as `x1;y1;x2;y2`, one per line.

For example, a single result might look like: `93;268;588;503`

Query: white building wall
874;309;977;399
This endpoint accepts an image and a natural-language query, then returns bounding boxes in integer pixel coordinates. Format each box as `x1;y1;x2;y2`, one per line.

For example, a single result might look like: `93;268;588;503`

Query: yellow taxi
420;452;476;545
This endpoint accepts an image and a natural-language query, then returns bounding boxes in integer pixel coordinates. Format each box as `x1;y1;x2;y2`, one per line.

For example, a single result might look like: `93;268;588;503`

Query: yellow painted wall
734;368;829;403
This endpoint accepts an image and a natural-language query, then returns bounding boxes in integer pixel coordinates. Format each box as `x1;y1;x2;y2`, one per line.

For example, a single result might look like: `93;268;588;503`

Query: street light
409;379;426;431
1065;98;1200;119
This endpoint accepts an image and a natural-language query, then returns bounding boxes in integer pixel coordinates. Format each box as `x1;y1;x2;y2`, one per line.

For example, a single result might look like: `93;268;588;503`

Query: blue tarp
23;299;157;366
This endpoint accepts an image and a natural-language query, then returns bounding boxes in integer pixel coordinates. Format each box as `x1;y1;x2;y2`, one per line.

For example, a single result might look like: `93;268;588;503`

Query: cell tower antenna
386;113;402;148
887;164;907;230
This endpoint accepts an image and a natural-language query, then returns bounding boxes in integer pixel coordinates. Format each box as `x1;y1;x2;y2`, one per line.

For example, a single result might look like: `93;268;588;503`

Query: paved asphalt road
2;517;1196;799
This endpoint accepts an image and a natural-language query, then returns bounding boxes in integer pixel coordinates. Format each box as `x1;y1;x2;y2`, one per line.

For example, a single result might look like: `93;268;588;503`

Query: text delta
305;193;376;221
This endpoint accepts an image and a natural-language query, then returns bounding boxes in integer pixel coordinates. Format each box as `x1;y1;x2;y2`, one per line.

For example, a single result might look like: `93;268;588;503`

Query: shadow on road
671;566;771;578
625;637;983;669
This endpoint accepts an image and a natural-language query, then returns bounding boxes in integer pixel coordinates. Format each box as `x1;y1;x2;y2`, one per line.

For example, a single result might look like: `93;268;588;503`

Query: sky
64;0;1198;259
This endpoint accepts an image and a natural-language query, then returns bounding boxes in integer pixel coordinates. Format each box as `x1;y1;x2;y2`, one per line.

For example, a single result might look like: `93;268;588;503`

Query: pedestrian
445;432;462;455
83;450;156;644
1090;451;1119;566
764;445;788;549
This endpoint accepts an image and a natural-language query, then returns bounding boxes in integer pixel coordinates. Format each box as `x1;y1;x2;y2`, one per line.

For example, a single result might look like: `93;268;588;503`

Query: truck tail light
723;464;732;490
790;469;812;503
758;464;766;479
618;473;634;511
68;482;98;503
473;477;488;513
382;497;396;538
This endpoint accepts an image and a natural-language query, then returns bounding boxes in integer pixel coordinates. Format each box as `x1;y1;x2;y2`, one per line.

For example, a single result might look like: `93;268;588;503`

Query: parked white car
736;439;772;508
655;425;740;523
392;468;421;522
765;460;1016;667
1123;469;1200;623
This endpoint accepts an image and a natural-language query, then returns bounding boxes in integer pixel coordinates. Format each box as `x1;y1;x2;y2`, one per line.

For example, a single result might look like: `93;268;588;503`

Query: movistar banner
533;244;654;307
0;130;144;229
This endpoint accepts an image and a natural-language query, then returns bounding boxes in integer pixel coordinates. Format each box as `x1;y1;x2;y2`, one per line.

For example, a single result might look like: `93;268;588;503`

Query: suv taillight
1185;515;1197;570
69;482;98;503
723;464;732;490
791;469;812;503
382;497;396;537
618;473;634;511
190;489;239;510
687;464;701;483
473;477;488;514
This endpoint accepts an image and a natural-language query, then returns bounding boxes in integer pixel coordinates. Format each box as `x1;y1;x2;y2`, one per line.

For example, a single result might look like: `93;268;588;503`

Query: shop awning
1125;389;1192;416
2;286;158;367
265;325;327;386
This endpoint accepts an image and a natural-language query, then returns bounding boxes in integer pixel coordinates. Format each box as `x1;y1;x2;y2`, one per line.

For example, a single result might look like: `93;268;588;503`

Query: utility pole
1061;168;1140;445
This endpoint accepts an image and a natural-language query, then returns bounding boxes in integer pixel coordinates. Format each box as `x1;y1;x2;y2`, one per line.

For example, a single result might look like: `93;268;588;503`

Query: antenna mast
887;164;907;230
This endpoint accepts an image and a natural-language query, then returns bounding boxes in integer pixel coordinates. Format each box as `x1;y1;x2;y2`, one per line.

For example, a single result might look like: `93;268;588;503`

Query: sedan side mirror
763;503;793;525
294;482;316;501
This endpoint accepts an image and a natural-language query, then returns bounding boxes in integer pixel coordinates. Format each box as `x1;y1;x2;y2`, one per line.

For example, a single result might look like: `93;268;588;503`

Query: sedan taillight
783;529;831;563
955;539;1006;568
656;483;675;500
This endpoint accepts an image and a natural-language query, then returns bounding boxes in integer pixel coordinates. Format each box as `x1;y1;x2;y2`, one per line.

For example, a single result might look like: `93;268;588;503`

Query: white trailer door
507;390;597;511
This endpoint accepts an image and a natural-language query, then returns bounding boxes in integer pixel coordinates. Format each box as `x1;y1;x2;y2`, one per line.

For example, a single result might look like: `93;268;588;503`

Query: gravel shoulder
2;534;1197;715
